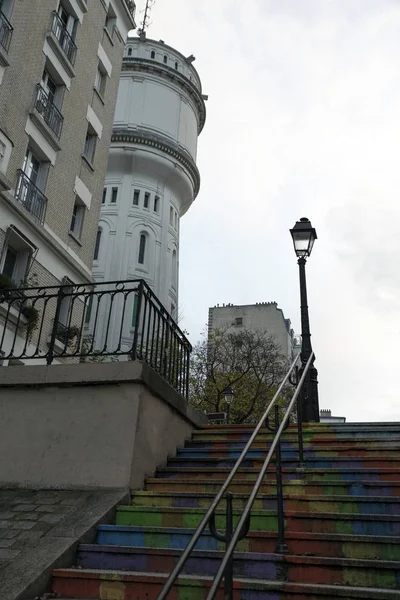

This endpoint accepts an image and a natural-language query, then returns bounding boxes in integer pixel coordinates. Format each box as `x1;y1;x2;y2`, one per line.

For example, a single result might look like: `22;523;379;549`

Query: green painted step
115;505;400;536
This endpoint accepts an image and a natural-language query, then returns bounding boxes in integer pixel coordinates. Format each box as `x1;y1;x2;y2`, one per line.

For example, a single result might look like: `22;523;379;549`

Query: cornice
111;129;201;198
121;58;206;134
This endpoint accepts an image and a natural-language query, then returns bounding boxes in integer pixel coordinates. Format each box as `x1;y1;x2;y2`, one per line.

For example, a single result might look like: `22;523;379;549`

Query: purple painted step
76;544;400;588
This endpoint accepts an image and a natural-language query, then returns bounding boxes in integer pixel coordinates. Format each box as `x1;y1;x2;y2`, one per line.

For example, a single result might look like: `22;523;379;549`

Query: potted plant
21;304;40;340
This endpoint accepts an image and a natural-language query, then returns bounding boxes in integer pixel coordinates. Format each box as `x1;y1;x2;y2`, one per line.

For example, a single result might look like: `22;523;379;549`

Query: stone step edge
181;445;400;452
145;477;400;487
51;569;400;598
157;466;400;473
116;506;400;521
96;523;400;544
168;456;400;463
77;543;400;569
132;491;400;503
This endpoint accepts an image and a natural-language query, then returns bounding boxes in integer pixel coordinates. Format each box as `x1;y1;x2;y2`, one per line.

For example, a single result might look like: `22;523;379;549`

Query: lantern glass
290;218;317;258
224;386;234;405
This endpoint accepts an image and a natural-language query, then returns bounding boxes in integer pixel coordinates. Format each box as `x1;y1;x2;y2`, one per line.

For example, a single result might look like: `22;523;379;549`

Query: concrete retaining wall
0;361;205;490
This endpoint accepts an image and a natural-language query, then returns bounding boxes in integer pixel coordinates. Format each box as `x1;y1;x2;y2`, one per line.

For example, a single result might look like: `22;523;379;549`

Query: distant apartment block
0;0;135;360
208;302;296;360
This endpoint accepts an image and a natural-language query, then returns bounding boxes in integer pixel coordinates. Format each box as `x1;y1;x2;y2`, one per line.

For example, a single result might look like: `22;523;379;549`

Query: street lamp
223;385;234;425
290;217;319;422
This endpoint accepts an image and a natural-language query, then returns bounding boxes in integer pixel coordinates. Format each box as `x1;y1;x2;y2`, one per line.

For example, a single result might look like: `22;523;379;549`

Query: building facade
0;0;135;360
92;34;206;327
208;302;296;360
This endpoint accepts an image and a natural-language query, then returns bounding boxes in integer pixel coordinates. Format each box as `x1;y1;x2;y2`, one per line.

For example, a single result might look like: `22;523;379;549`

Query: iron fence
15;170;48;224
51;11;77;65
34;84;64;138
0;10;12;52
0;279;191;398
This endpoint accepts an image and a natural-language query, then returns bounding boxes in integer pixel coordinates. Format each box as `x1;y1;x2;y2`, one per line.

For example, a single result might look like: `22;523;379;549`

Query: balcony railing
124;0;136;15
34;84;64;139
0;10;13;52
15;170;48;224
51;11;77;66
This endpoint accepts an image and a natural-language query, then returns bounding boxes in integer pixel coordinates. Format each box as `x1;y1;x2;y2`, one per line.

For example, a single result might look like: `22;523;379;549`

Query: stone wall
0;361;205;489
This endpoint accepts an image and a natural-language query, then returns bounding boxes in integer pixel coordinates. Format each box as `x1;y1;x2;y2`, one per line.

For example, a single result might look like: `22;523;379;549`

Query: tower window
111;187;118;203
169;206;173;224
163;55;167;64
133;189;140;205
154;195;160;213
150;50;155;59
138;233;146;264
174;212;178;228
175;62;178;70
93;228;102;260
144;192;150;208
127;47;132;56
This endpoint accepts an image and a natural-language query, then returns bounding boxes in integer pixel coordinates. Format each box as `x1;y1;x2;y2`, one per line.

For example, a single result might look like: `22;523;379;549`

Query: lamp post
223;385;234;425
290;217;319;422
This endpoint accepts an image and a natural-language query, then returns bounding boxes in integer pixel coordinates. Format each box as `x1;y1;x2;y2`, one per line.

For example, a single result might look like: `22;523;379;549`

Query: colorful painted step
95;525;400;560
51;421;400;599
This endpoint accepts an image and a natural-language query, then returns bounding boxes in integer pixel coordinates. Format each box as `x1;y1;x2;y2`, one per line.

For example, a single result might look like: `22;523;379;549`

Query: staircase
52;422;400;599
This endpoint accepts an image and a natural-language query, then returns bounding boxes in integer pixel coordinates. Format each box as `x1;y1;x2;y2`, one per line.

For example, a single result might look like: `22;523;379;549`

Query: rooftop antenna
137;0;155;37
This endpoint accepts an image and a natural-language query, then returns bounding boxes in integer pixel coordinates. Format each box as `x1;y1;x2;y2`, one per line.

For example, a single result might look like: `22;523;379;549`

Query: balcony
51;11;77;66
34;84;64;139
0;10;12;53
124;0;136;15
15;170;48;224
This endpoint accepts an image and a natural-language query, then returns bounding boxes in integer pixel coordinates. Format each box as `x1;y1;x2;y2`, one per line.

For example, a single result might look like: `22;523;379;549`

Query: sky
142;0;400;422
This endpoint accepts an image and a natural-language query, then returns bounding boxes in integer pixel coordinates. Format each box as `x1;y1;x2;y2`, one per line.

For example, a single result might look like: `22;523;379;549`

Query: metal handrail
206;352;314;599
157;351;308;600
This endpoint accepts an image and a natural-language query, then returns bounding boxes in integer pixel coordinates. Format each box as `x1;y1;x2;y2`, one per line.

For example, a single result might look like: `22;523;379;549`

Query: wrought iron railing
0;279;191;398
157;352;314;599
0;10;13;52
34;84;64;138
15;170;48;224
124;0;136;15
51;11;77;65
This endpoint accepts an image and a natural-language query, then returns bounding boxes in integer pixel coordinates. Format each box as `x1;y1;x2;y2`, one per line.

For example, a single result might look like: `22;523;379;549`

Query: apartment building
0;0;135;294
208;302;296;360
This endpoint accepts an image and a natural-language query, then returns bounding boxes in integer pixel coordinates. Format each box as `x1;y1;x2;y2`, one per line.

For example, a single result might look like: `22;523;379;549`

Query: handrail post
273;405;289;554
47;287;64;365
224;492;234;600
295;366;305;468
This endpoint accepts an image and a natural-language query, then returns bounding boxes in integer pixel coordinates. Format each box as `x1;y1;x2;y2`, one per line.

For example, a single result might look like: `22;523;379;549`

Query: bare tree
189;327;291;424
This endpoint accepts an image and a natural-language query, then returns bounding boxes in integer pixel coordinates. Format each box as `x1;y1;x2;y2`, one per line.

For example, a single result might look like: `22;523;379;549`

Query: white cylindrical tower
93;35;206;328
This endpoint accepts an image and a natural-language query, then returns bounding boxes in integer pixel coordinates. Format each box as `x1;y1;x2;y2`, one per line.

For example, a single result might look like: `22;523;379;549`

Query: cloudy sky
144;0;400;422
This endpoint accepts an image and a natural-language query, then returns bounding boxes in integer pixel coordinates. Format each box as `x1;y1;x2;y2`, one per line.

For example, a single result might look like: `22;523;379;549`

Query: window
53;2;78;65
172;249;177;288
174;212;178;228
133;189;140;206
144;192;150;209
70;198;85;238
83;125;97;165
93;228;102;260
16;148;48;222
163;55;167;64
41;69;57;105
150;50;155;59
105;4;116;35
169;206;173;224
37;67;64;138
94;63;107;97
0;227;36;285
154;195;160;213
102;188;107;204
127;47;132;56
111;187;118;204
235;317;243;326
175;61;178;70
138;233;146;264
